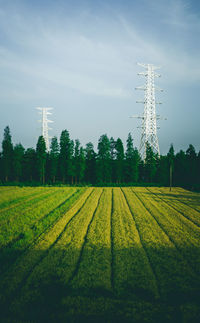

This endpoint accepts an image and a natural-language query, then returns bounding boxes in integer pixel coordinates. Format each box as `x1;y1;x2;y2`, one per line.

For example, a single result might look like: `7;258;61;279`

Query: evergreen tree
125;133;140;183
23;148;37;182
115;138;124;183
2;126;13;182
85;142;96;184
155;155;168;185
145;143;157;182
36;136;46;184
0;152;3;182
13;143;25;182
110;137;117;183
78;147;86;183
186;144;197;187
174;150;187;186
49;136;59;183
167;144;175;188
97;134;111;183
59;130;73;183
74;139;80;184
197;151;200;187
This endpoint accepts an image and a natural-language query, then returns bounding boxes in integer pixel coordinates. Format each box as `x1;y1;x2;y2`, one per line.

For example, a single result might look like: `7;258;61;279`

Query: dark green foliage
125;133;140;183
59;130;73;183
0;126;200;188
2;126;13;181
36;136;46;184
49;136;59;183
85;142;96;184
115;138;124;183
97;134;111;183
13;143;25;181
23;148;37;182
144;143;157;182
74;140;85;184
186;144;197;187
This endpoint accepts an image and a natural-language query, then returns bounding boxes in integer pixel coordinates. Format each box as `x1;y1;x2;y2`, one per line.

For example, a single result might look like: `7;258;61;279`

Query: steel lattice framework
36;107;53;151
133;63;163;159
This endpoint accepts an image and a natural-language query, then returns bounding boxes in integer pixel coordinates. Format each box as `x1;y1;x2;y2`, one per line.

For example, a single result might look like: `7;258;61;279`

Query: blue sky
0;0;200;154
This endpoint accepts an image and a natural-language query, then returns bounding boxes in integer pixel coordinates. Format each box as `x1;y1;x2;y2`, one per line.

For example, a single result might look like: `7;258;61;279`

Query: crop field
0;187;200;322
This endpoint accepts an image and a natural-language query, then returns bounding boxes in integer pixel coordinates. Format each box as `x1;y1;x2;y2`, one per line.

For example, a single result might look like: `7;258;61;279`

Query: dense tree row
0;126;200;188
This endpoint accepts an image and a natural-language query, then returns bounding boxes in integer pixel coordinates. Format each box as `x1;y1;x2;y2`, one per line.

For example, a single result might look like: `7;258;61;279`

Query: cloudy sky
0;0;199;154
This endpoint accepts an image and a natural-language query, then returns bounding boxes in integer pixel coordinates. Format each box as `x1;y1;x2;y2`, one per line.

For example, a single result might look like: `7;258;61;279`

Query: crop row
0;187;200;320
0;188;78;248
70;188;112;293
122;188;199;300
0;187;53;211
0;188;86;275
148;187;200;225
112;188;158;299
131;187;200;277
0;188;94;309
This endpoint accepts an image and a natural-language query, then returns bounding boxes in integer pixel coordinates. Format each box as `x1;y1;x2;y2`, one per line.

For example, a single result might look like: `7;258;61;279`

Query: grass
0;186;200;323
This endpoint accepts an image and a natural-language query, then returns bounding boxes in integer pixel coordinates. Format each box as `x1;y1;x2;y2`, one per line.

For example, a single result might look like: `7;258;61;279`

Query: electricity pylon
132;63;164;159
36;107;53;151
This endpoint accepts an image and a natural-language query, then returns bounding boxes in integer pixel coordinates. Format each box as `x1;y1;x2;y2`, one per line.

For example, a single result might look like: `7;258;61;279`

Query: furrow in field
0;188;83;275
0;187;52;212
132;187;200;276
0;188;93;304
154;187;200;217
8;189;103;313
112;188;158;300
120;188;160;297
144;187;200;235
0;188;63;222
69;188;112;294
165;187;200;212
0;188;78;248
110;188;114;291
147;187;200;227
124;188;199;301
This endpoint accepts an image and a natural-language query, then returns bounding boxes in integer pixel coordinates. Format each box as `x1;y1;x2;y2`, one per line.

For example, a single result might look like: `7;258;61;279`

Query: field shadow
0;244;200;323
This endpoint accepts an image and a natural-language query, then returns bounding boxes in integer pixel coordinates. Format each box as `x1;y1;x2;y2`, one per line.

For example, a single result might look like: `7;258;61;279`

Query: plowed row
0;187;200;323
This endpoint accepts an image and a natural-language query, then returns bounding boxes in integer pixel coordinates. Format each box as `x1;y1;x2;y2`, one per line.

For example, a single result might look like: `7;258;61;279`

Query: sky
0;0;200;155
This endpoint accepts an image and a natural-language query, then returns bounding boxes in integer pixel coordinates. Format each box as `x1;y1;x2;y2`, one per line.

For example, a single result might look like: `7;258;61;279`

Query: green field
0;187;200;322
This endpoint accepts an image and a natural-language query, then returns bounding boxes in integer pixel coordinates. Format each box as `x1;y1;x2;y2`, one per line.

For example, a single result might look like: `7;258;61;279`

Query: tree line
0;126;200;189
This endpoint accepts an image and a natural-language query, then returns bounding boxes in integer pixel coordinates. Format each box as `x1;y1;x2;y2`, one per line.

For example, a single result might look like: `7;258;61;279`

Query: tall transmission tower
36;107;53;151
133;63;164;159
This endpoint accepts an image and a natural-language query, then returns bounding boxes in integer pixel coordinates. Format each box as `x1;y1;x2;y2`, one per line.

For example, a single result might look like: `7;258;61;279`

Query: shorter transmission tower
36;107;53;151
132;63;164;159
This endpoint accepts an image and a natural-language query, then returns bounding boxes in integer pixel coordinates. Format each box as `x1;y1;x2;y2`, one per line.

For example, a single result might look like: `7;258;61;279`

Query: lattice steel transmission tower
133;63;163;159
36;107;53;151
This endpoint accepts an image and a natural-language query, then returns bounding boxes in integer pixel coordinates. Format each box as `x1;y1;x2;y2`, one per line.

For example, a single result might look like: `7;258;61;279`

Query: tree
155;155;168;185
197;151;200;187
110;137;117;183
97;134;111;183
115;138;124;183
36;136;46;184
167;144;175;190
59;130;73;183
2;126;13;182
174;150;186;186
49;136;59;183
73;141;85;184
145;143;157;182
23;148;37;182
186;144;197;187
125;133;140;183
13;143;25;182
78;147;86;183
85;142;96;184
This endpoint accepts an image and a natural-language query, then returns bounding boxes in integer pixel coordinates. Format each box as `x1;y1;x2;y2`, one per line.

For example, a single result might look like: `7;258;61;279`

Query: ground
0;186;200;322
